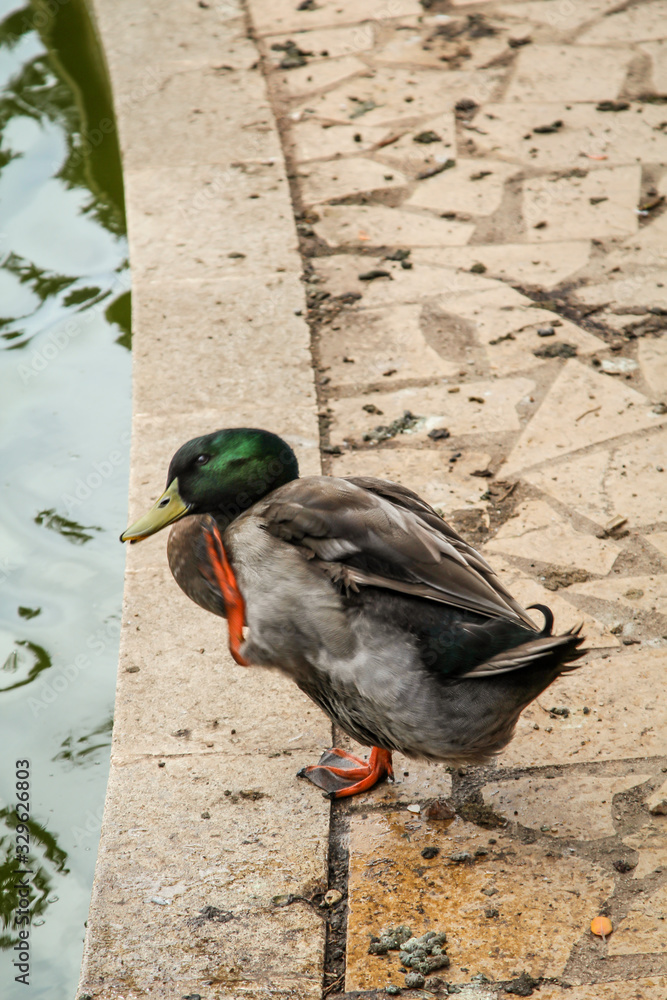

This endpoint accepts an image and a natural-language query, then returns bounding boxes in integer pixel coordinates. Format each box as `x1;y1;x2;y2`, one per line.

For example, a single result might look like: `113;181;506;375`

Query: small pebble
422;798;455;821
386;987;401;996
596;100;629;112
413;130;441;144
421;846;440;859
537;326;555;337
533;119;563;133
358;269;391;281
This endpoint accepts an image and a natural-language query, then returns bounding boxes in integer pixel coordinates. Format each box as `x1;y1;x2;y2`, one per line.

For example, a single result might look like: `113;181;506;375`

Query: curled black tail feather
527;603;554;635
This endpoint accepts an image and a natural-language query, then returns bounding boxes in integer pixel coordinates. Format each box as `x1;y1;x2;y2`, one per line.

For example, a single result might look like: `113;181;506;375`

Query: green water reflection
0;0;130;994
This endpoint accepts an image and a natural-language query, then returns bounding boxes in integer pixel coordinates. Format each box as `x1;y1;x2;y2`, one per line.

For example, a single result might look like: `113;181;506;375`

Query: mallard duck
121;428;584;798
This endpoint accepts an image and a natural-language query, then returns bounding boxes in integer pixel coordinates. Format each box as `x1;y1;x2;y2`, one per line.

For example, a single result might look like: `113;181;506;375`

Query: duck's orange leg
298;746;393;799
203;523;249;667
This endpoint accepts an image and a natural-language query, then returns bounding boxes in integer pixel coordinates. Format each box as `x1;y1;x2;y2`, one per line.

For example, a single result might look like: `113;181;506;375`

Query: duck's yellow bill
120;478;190;543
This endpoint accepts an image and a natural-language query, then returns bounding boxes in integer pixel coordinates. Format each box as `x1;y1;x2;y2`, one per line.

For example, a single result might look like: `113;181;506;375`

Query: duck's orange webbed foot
203;522;249;667
298;746;394;799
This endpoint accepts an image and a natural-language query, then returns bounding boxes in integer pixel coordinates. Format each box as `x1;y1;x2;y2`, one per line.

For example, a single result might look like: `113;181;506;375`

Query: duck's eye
196;454;210;466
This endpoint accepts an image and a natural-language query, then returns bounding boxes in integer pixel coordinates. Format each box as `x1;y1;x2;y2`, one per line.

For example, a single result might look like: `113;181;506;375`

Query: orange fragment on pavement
590;915;613;937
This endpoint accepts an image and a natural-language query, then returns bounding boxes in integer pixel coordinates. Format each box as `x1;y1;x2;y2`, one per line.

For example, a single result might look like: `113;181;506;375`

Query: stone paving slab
125;165;295;284
410;240;592;288
131;277;314;415
82;755;327;998
345;811;618;990
471;101;667;170
576;1;667;45
251;0;423;36
313;204;468;248
497;646;667;768
505;44;633;103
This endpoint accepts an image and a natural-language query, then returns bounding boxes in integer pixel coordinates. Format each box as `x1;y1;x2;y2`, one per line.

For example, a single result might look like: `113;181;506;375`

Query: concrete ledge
78;2;326;996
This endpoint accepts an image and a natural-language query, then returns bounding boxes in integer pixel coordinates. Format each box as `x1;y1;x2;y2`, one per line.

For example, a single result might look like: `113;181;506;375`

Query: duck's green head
120;428;299;543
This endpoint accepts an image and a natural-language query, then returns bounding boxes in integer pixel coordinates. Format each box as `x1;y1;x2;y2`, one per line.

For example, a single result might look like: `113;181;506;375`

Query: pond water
0;0;130;995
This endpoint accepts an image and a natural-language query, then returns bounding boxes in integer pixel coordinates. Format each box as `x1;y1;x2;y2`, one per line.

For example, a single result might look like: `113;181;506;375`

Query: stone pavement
250;0;667;996
79;0;666;998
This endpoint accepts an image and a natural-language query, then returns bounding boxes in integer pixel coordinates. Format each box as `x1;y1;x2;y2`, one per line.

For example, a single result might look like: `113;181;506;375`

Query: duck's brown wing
259;475;538;630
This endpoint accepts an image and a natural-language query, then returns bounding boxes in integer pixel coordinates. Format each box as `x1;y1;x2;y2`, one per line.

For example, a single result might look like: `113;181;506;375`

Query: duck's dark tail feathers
527;603;554;635
555;619;587;672
464;618;585;678
525;602;586;672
